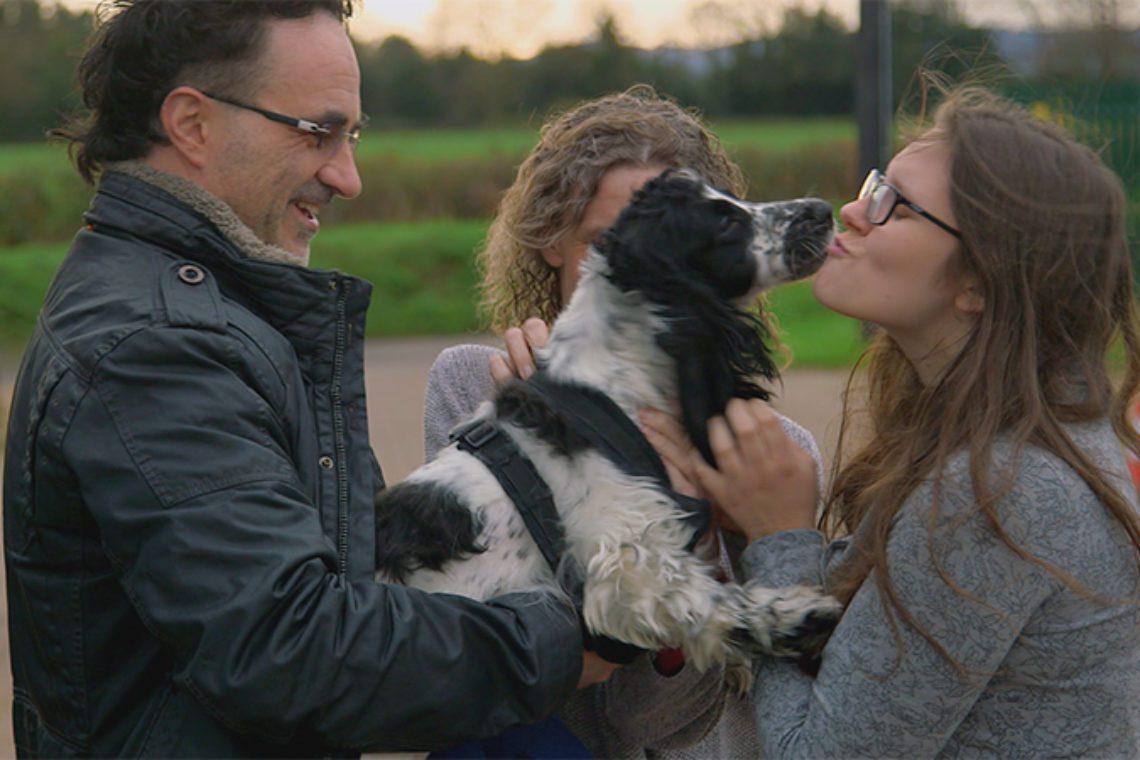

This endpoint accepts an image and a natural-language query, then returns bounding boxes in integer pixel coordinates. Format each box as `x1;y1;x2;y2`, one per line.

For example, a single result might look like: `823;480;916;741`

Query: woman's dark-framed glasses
859;169;962;239
201;91;363;153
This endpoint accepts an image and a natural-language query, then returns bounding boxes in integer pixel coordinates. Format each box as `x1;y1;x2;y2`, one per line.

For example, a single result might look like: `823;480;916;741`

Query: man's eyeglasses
201;91;364;153
858;169;962;239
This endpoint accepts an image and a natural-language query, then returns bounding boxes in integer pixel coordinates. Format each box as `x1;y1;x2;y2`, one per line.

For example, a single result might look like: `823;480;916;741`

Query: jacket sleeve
65;327;582;751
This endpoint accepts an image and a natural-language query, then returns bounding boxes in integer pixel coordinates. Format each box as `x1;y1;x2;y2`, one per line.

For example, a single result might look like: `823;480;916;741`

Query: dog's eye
719;216;742;234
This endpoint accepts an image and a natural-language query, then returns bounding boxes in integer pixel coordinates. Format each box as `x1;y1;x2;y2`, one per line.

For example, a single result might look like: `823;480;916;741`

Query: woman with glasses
645;85;1140;756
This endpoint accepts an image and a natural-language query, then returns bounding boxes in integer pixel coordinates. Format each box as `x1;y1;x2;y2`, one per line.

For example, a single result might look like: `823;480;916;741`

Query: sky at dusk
58;1;1137;59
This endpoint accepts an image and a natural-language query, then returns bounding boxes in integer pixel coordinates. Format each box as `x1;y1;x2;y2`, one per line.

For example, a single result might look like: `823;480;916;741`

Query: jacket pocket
13;689;85;757
136;681;182;757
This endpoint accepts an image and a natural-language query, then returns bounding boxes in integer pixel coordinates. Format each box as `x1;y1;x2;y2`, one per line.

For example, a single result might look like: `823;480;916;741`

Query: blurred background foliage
0;0;1136;357
1;0;1134;138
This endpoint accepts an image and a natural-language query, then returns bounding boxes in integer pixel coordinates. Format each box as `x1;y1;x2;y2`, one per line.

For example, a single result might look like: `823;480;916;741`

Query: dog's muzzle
783;200;835;278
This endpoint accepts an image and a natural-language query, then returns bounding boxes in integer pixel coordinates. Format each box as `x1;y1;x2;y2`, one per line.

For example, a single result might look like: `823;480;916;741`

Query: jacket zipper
331;279;350;577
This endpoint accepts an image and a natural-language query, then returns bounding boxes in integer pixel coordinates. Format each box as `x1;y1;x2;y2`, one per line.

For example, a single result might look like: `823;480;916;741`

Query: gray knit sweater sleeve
423;344;501;460
742;419;1140;759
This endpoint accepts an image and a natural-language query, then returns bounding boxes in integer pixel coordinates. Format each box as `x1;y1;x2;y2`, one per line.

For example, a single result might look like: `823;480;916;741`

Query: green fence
1004;81;1140;277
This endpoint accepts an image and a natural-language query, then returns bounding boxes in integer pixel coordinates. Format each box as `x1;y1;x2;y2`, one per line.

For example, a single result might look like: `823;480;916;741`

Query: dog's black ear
375;481;486;582
659;310;778;465
673;336;738;463
598;171;696;285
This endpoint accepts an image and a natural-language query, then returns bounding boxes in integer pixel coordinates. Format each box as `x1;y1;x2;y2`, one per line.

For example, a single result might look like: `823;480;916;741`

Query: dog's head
595;168;834;462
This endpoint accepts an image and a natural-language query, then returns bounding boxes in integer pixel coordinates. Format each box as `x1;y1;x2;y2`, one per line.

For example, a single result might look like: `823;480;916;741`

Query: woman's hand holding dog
579;651;621;688
490;317;550;384
638;409;721;521
642;400;818;543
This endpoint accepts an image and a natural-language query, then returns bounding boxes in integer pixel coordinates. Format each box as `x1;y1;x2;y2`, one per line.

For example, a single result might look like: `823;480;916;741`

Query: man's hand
578;650;621;688
489;317;550;385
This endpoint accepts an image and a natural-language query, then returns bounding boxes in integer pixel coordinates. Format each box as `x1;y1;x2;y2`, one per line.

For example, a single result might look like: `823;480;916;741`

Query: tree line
0;0;1136;142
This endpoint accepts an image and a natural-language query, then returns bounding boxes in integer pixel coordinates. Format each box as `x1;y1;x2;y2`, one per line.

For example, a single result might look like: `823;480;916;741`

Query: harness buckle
450;418;499;449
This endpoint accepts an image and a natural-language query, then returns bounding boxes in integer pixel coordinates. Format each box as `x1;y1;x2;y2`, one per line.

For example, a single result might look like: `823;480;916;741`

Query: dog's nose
792;199;835;233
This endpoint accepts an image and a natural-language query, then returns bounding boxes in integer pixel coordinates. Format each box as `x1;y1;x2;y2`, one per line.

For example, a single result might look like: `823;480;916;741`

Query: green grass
309;220;867;362
0;241;69;347
711;117;855;153
357;116;855;161
0;118;862;244
0;141;70;173
766;280;866;367
355;126;540;161
0;117;857;169
310;219;489;336
0;219;865;365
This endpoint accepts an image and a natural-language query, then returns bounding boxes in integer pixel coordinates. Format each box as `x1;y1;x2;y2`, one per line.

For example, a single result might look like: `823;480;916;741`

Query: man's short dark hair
55;0;355;184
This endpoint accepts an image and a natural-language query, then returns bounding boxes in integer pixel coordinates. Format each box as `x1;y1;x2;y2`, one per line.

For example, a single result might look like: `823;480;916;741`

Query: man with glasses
3;2;597;756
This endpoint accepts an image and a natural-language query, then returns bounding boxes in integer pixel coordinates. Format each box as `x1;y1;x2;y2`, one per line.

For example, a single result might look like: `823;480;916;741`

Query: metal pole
856;0;892;176
856;0;891;339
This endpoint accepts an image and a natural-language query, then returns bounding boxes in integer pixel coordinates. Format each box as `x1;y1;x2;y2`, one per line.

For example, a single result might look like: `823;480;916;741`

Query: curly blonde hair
478;85;748;332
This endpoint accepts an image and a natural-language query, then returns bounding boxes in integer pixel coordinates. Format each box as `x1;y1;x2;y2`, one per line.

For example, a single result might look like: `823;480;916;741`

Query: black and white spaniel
375;169;841;687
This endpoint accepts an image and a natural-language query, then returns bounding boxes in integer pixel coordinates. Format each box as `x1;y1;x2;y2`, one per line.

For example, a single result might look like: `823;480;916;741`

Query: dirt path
365;335;849;484
0;336;850;755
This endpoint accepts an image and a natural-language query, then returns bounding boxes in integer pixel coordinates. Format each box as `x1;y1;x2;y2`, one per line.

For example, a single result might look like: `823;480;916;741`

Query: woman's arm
423;344;501;460
743;477;1063;758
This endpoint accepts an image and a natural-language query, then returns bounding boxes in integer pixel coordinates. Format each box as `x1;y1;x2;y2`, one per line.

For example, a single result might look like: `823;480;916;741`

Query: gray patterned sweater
423;343;822;759
744;419;1140;758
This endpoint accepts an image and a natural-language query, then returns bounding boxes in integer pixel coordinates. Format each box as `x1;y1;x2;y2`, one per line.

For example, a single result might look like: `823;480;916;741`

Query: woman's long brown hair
820;86;1140;669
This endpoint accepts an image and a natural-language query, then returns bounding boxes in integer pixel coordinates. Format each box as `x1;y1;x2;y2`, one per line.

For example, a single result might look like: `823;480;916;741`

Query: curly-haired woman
423;86;818;759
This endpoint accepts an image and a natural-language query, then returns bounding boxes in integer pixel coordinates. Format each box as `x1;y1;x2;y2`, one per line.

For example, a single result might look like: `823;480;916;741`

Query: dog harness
450;415;567;573
450;371;711;664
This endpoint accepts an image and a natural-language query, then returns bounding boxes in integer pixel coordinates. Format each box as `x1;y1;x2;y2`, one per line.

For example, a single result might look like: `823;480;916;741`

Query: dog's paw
737;583;843;659
724;655;754;694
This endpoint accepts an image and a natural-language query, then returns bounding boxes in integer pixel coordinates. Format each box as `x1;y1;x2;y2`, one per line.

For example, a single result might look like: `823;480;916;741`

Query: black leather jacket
3;171;581;757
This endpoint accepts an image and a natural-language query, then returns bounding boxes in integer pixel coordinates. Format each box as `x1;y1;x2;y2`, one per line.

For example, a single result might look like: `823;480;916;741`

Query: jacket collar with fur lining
109;160;307;268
